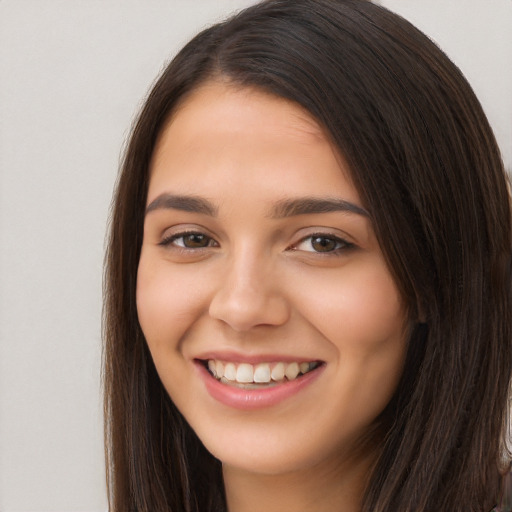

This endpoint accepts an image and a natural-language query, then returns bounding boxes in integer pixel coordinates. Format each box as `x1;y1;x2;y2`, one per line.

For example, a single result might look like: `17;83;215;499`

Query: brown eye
310;236;339;252
291;234;353;254
160;231;217;249
181;233;211;248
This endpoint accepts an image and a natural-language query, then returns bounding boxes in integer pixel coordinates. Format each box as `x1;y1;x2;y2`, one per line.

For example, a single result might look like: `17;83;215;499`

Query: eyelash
159;230;354;255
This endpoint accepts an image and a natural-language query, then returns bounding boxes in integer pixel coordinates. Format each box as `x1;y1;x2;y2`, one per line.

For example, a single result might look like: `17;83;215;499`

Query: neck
222;452;372;512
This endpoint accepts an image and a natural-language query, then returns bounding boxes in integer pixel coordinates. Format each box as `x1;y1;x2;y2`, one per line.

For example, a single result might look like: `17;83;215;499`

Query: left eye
293;234;351;253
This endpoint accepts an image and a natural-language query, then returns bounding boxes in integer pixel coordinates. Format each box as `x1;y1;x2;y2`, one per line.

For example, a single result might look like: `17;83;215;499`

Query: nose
208;251;290;332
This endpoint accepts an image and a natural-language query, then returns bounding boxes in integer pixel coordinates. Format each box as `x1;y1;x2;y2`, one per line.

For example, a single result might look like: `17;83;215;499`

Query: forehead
147;81;360;210
161;80;325;145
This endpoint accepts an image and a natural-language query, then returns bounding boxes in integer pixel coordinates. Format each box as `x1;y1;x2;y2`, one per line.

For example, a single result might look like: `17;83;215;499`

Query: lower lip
195;362;324;410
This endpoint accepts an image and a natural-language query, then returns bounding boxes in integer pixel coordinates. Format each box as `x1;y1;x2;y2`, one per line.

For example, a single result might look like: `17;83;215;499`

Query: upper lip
193;350;322;365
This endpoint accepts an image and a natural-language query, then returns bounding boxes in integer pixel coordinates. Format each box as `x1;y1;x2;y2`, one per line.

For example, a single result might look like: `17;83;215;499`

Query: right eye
160;231;218;249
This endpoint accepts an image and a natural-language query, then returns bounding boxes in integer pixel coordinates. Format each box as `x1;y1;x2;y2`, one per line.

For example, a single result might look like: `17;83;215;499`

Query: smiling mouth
200;359;322;389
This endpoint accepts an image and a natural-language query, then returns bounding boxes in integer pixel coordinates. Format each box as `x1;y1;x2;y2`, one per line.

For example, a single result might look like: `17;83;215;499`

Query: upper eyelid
293;230;354;245
295;233;352;245
300;231;348;240
159;225;216;240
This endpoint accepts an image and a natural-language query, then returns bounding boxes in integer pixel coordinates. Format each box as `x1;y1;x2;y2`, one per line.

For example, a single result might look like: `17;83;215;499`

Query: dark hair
103;1;512;510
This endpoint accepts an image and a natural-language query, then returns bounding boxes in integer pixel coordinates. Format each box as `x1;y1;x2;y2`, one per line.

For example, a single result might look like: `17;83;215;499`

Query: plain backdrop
0;1;510;511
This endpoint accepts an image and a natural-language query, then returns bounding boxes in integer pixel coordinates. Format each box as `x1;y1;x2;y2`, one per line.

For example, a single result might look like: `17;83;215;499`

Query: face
137;82;408;477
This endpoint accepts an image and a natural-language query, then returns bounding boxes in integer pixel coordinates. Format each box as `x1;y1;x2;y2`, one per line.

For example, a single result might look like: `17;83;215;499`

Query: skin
137;81;408;512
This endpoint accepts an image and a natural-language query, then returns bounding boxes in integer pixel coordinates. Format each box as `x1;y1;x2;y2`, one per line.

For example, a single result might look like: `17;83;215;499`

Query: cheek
136;253;209;349
295;259;404;349
342;277;404;350
288;257;407;409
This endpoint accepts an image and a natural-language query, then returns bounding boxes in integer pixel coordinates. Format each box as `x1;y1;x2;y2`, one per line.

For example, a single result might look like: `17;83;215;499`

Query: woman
103;0;512;510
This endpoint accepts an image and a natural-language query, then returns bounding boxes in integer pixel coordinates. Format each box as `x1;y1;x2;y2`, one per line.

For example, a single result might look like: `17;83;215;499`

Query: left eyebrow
270;197;370;218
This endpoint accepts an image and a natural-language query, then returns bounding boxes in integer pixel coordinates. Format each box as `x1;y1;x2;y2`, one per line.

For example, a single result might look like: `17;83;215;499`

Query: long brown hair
103;1;512;510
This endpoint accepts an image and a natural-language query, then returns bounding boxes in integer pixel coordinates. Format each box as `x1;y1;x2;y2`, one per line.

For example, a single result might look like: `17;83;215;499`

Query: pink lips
194;358;324;410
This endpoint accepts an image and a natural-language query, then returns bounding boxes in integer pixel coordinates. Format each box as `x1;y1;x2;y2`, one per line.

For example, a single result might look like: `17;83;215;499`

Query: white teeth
236;363;254;383
271;362;285;381
253;363;271;383
224;362;236;381
285;362;300;380
206;359;318;385
208;360;217;377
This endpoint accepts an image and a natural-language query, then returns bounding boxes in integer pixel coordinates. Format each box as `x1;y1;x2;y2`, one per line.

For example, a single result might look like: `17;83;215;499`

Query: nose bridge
209;244;289;331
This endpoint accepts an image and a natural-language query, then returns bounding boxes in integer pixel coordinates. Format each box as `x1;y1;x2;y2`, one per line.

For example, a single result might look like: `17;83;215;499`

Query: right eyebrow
145;193;218;217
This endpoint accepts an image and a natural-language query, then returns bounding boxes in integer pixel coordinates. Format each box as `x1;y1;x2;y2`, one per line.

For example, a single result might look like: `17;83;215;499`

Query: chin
195;421;363;478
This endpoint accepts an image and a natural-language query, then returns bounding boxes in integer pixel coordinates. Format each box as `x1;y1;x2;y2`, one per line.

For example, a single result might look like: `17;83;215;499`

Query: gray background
1;1;511;510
